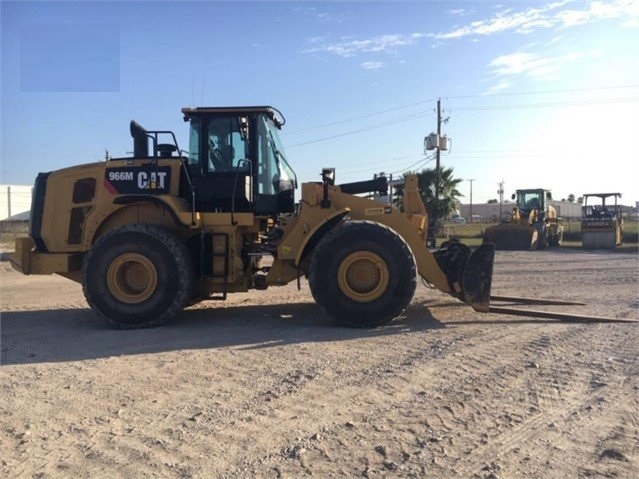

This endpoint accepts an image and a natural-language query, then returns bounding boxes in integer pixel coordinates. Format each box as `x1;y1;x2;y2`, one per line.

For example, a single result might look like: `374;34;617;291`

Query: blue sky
2;0;638;205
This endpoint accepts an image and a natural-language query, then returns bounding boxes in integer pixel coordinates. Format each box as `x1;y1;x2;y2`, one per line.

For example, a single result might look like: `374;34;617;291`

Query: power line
283;97;437;135
286;111;431;148
336;153;425;172
444;84;638;100
390;154;436;175
284;85;637;136
286;96;637;149
446;148;593;159
302;153;432;179
448;97;637;112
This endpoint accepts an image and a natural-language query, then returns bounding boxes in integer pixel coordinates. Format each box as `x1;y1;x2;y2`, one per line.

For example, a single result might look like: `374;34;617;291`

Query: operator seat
220;145;235;169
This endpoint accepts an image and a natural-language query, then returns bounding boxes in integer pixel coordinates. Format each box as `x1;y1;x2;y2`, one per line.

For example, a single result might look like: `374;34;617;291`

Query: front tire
308;221;416;328
82;224;194;329
549;225;563;247
536;225;548;250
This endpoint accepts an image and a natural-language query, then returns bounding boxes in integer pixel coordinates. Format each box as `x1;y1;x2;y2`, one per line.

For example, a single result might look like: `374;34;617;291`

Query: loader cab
514;189;550;219
181;106;297;215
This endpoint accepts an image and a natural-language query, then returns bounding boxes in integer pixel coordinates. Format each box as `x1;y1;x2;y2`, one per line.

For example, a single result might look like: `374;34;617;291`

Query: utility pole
7;186;11;219
497;179;505;218
424;98;448;247
435;98;441;213
432;99;443;247
468;179;475;222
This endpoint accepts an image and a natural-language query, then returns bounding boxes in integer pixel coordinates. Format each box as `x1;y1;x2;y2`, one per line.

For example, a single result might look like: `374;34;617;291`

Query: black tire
308;221;416;328
550;226;564;247
82;224;195;329
537;225;549;250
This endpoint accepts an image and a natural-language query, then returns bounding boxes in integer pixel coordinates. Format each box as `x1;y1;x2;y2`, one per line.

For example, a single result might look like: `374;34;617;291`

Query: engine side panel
35;160;187;253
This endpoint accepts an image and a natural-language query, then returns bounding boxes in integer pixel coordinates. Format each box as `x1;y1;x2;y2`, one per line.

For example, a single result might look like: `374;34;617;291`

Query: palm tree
394;167;464;223
393;167;464;245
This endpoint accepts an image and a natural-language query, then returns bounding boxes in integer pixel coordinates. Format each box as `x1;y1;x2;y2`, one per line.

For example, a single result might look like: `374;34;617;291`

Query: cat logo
137;171;167;189
104;166;171;195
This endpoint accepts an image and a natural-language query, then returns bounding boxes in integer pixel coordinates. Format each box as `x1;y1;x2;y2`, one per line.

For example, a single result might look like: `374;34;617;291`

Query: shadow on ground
1;301;445;366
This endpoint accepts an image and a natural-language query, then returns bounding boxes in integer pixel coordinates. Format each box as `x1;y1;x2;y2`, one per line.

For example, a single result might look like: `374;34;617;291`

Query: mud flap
462;243;495;312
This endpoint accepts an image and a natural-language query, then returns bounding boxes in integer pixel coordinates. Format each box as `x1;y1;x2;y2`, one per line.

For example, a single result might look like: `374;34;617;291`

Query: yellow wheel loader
11;106;497;329
483;189;563;250
581;193;623;249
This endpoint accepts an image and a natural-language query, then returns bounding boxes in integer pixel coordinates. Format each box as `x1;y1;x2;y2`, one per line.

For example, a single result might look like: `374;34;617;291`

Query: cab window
207;117;249;173
188;117;200;167
256;116;296;195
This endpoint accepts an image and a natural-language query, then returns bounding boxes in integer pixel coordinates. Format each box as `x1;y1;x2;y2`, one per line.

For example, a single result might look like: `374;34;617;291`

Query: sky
1;0;638;207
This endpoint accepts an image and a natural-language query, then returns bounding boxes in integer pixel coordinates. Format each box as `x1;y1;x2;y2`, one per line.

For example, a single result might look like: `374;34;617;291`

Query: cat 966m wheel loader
11;106;495;329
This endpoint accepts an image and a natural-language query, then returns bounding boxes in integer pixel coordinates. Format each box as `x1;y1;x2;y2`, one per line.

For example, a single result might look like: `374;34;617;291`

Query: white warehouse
0;184;32;221
459;200;583;223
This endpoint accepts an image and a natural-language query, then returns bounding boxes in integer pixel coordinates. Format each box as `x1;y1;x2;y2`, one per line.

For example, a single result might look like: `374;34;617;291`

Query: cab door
186;115;252;212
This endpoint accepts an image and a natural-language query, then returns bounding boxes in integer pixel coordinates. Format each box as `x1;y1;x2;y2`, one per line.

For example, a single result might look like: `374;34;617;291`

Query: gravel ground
1;248;638;478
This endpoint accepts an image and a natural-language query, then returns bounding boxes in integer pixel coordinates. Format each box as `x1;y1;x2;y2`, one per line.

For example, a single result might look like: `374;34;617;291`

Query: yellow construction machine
11;106;496;329
581;193;623;249
484;188;563;250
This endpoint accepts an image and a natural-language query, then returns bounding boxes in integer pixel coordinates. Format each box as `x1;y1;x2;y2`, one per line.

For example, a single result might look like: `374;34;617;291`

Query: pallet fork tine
486;306;637;323
490;295;586;306
486;295;636;323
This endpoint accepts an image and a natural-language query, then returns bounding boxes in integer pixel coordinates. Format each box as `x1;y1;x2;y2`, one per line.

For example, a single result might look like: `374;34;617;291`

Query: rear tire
82;224;194;329
308;221;416;328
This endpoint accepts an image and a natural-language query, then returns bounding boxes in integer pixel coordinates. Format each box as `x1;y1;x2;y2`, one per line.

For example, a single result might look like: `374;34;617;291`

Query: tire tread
82;224;194;329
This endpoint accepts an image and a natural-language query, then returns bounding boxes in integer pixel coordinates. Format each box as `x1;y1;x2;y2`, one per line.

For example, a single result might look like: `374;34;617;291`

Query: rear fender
89;198;188;246
113;196;191;227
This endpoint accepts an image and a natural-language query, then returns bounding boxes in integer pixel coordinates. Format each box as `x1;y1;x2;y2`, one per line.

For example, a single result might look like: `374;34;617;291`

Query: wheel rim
107;253;158;304
337;251;389;303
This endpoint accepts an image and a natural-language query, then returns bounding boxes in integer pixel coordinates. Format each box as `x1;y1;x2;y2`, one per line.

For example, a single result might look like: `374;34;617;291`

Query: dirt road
1;249;638;478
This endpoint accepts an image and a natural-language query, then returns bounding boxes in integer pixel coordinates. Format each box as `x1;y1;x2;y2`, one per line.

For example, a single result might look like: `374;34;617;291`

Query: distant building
459;200;582;222
549;201;582;220
0;185;32;221
459;203;507;222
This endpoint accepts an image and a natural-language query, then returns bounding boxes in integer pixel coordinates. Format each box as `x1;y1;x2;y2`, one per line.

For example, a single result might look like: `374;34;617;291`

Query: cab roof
583;193;622;198
181;106;285;127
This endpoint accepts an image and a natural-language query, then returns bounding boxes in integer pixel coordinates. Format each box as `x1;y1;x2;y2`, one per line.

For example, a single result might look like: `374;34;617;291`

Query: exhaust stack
130;120;149;158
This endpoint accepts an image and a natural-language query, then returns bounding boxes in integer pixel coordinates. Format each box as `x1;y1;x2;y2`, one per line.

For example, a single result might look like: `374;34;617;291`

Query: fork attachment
434;242;495;313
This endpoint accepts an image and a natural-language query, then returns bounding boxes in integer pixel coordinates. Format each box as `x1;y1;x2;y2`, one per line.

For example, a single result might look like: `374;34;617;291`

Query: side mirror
321;168;335;208
322;168;335;186
239;116;249;141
